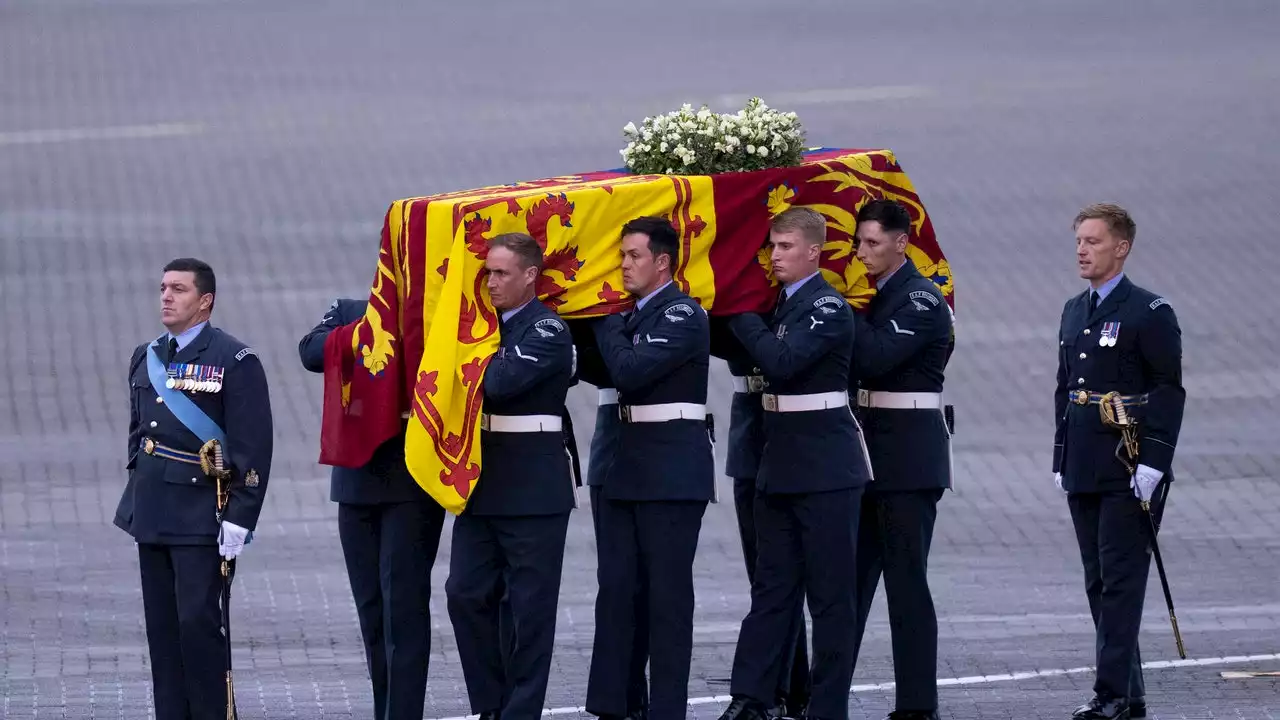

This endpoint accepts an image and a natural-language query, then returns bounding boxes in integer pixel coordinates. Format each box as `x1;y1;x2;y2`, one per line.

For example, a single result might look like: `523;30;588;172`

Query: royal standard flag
320;148;954;513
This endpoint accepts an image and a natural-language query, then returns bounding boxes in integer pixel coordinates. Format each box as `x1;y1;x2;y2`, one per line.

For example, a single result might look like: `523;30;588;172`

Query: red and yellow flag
320;148;953;513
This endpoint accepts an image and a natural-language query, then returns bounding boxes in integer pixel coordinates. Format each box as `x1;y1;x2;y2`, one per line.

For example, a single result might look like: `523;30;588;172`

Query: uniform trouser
338;500;445;720
732;477;811;708
137;543;228;720
590;486;651;714
730;487;864;720
1067;483;1169;700
850;489;944;712
447;512;572;720
587;499;708;720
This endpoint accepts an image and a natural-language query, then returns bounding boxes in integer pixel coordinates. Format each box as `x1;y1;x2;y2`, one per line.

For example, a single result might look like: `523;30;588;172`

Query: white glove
1131;464;1164;502
218;520;250;560
1054;472;1065;494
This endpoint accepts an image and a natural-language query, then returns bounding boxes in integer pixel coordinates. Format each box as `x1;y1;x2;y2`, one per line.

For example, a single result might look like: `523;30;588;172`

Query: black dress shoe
719;696;770;720
1129;698;1146;718
886;711;941;720
1072;695;1130;719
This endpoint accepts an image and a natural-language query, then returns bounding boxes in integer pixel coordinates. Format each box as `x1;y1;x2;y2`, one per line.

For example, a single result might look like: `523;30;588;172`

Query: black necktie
167;337;179;364
1088;291;1099;314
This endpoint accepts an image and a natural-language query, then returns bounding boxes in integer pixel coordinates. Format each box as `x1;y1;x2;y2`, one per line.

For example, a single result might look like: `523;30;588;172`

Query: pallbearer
586;217;714;720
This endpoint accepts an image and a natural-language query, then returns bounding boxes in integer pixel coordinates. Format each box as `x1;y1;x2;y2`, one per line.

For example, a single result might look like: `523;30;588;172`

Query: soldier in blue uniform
846;200;954;720
1055;204;1184;720
718;207;874;720
298;298;446;720
446;232;577;720
711;322;811;719
585;216;715;720
114;257;273;720
573;321;651;720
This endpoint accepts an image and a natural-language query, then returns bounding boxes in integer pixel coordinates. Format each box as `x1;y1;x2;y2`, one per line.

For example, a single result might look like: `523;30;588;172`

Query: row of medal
166;363;224;393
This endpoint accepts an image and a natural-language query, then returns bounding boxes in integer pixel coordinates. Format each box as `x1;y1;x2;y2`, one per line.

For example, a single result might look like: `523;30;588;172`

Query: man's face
160;270;212;331
621;232;666;296
769;229;821;285
855;220;908;276
485;246;537;311
1075;218;1129;285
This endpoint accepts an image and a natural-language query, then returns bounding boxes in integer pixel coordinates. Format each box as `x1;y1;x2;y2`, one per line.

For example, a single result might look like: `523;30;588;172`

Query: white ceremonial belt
730;375;767;394
620;402;706;423
856;390;944;410
598;388;619;406
481;413;563;433
762;391;849;413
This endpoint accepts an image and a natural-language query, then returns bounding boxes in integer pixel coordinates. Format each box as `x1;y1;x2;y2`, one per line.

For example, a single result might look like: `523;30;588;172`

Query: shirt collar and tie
165;321;207;361
1088;272;1125;312
783;271;820;300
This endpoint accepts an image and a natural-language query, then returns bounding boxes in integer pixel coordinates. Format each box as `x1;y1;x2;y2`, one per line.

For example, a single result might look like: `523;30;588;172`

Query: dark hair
856;199;912;236
621;216;679;270
163;257;217;298
770;206;827;246
488;232;545;271
1074;203;1136;245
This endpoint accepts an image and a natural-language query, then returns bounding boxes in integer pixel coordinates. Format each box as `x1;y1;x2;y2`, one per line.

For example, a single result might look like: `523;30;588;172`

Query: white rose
660;141;669;152
623;121;638;135
757;145;769;157
746;144;756;154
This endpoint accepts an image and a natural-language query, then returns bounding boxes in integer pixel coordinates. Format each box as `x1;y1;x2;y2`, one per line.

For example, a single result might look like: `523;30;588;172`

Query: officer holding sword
1054;203;1185;720
114;257;273;720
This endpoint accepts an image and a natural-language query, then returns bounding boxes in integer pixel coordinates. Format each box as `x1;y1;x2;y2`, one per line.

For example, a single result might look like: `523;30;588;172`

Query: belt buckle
619;405;632;423
143;437;157;455
747;376;766;393
762;394;778;412
1071;389;1089;405
480;413;491;431
857;389;870;407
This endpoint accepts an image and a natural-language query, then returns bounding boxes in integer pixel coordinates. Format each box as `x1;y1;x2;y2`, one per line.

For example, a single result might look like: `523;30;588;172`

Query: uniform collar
501;298;534;324
874;257;910;290
1090;271;1125;303
784;271;820;299
635;280;674;313
168;321;208;351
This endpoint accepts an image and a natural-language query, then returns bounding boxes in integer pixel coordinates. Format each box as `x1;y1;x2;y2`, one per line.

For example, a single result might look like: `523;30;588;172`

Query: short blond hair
771;206;827;246
1074;203;1136;245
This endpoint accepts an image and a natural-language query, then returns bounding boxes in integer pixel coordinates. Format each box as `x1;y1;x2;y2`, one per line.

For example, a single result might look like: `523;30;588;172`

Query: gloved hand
218;520;250;560
1054;472;1065;494
1131;464;1164;502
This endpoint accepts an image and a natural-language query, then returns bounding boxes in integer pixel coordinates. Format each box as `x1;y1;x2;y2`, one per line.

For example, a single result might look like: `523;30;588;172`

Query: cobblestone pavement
3;0;1279;718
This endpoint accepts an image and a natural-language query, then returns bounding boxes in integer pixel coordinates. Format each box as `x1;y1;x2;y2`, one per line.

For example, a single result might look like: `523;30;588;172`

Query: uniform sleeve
298;299;363;373
484;317;574;402
851;293;951;378
221;349;274;531
728;304;852;381
1137;303;1185;473
593;306;708;394
126;345;146;470
1053;303;1069;474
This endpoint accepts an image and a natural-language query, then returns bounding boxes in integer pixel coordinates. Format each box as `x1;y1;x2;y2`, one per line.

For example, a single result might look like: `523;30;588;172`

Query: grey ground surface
2;0;1279;717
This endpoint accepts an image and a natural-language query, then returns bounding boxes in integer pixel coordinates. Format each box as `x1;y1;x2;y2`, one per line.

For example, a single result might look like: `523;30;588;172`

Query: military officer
711;320;811;718
719;207;874;720
846;200;954;720
1055;203;1184;720
114;257;273;720
573;324;652;720
298;297;445;720
446;232;576;720
585;216;714;720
